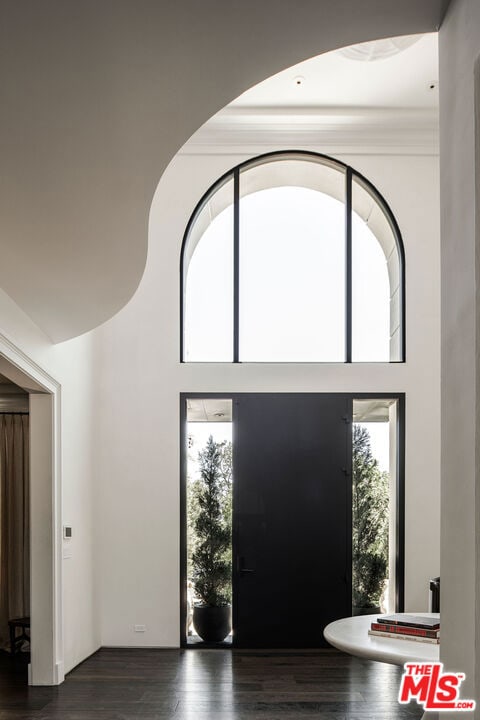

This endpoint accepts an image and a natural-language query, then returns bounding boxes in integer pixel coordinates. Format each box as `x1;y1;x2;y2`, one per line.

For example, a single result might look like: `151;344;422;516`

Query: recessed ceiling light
293;75;305;86
213;412;225;418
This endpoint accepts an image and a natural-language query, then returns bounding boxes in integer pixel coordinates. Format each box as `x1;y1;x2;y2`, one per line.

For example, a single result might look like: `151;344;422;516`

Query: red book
371;622;440;639
368;629;440;644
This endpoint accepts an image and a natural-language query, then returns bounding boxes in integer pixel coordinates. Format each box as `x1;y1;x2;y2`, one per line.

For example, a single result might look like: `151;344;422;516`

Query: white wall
0;287;99;676
95;147;440;646
439;0;480;708
57;333;98;673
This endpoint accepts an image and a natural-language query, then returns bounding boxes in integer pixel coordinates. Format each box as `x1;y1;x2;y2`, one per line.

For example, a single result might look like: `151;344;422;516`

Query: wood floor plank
0;648;422;720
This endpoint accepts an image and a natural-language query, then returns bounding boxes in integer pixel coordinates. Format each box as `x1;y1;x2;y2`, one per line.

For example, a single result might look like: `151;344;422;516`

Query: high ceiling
185;33;439;153
0;2;447;342
232;34;438;109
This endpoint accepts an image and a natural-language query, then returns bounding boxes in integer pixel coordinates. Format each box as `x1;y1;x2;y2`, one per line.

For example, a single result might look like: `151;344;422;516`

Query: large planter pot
352;605;381;617
193;605;231;642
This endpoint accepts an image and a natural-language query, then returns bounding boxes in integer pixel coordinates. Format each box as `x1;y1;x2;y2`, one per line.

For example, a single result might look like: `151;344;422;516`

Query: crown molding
181;106;439;156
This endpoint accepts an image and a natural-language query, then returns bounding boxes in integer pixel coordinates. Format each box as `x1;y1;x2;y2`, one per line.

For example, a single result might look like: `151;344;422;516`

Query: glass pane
352;398;397;615
352;177;401;362
186;399;232;644
184;179;233;361
239;157;345;362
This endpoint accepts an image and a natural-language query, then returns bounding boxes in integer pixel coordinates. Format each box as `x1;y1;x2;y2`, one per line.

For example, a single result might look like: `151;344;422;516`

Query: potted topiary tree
352;425;389;615
190;435;232;642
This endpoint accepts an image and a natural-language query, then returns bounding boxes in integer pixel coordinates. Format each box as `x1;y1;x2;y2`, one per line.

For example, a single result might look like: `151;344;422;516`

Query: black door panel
232;394;352;648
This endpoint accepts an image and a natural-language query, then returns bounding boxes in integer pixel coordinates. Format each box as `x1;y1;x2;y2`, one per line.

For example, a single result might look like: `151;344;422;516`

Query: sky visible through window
240;187;345;361
185;186;390;362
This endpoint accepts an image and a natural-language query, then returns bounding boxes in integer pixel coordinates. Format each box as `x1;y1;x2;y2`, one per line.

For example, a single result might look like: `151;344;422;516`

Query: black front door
233;394;351;647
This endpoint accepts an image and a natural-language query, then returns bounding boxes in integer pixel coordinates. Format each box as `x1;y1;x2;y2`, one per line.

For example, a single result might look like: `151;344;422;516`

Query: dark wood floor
0;648;422;719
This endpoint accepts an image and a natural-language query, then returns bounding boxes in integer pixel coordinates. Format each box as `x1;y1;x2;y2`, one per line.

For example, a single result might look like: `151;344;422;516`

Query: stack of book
368;614;440;644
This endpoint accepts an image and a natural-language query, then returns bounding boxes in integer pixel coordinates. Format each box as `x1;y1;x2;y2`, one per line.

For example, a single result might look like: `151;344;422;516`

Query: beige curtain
0;414;29;649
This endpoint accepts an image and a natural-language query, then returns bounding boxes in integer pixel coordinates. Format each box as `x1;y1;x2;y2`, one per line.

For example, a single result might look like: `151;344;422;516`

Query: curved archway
0;3;443;341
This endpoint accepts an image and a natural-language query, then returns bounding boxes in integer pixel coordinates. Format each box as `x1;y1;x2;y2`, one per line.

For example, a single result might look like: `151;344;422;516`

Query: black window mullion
345;168;352;363
233;168;240;362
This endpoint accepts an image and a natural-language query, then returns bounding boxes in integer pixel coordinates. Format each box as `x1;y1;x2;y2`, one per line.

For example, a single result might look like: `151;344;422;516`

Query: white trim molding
181;106;439;156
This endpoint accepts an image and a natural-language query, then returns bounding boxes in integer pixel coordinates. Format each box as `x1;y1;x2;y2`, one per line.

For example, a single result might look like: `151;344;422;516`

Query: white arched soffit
181;152;405;364
0;1;446;342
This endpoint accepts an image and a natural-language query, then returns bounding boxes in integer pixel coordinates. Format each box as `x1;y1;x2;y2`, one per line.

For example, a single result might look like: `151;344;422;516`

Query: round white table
324;613;440;666
324;613;440;719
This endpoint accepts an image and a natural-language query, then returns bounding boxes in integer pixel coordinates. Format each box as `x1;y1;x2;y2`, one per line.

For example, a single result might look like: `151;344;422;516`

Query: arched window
181;152;405;363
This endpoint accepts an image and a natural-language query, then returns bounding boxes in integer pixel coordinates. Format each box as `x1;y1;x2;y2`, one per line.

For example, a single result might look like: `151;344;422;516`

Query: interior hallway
0;648;421;719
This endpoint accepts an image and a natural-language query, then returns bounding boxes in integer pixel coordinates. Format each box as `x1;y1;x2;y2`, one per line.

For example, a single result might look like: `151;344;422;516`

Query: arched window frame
180;150;406;363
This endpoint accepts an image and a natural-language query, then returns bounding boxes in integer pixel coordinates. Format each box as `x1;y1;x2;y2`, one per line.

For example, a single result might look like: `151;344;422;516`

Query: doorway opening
180;393;404;648
0;375;30;680
0;350;61;686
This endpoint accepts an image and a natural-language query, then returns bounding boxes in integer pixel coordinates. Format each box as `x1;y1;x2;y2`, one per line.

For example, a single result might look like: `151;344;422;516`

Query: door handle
238;556;255;574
